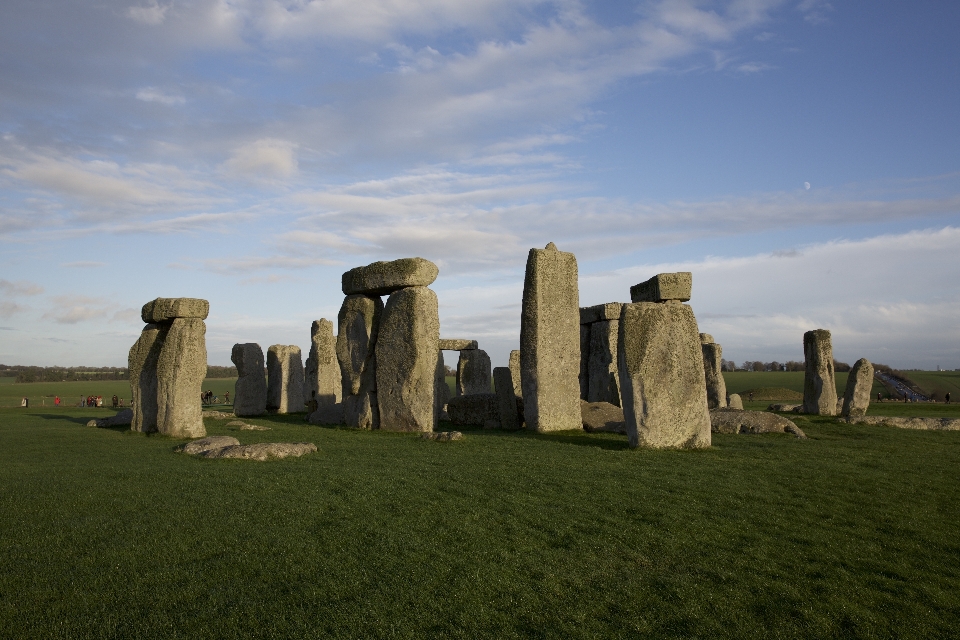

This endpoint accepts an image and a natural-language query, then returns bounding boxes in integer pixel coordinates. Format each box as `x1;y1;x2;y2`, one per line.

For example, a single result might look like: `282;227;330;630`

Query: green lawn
2;405;960;637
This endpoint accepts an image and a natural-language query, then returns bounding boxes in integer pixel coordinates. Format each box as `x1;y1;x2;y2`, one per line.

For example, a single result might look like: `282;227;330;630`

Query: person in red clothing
54;396;60;407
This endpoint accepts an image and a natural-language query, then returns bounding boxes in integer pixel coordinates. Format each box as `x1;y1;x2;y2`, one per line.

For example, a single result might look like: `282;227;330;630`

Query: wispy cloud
0;279;44;296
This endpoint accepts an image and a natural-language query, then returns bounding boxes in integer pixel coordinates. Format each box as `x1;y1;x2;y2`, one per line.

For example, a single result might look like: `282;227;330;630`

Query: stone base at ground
710;409;806;438
580;400;626;433
842;416;960;431
307;402;345;425
446;394;500;427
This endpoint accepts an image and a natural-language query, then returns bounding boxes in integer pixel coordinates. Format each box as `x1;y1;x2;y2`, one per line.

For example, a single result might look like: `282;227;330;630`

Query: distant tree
785;361;804;372
834;360;851;372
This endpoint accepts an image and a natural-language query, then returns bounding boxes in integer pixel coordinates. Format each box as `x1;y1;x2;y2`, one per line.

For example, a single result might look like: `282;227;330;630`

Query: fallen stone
581;400;626;433
457;348;491;396
618;301;711;449
176;435;240;455
587;319;620;406
342;257;439;296
629;272;692;303
226;420;271;431
767;403;801;412
842;416;960;430
141;297;209;323
199;442;318;460
267;345;305;414
701;341;727;410
304;319;342;410
439;339;478;351
129;323;165;433
376;286;439;432
156;317;207;439
493;366;521;430
728;394;744;410
421;431;464;441
841;357;874;418
202;410;235;419
91;408;134;428
710;409;806;438
803;329;837;416
446;394;499;427
337;294;382;429
232;343;267;417
520;242;581;432
579;302;624;325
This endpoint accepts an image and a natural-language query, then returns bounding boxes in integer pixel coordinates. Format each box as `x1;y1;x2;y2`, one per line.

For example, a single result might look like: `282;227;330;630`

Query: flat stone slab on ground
710;409;806;438
176;436;240;455
141;297;209;323
421;431;464;441
342;257;439;296
579;302;624;325
202;410;236;419
842;416;960;431
226;420;271;431
446;394;500;426
629;272;692;303
199;442;318;460
767;403;802;412
439;339;478;350
88;408;133;428
581;400;626;433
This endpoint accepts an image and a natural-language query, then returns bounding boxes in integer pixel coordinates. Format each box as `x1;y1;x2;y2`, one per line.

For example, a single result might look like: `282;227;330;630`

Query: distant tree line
2;364;238;382
720;359;855;372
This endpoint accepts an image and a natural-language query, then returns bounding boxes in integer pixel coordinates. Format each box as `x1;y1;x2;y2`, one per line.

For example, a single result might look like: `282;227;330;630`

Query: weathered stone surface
267;345;305;414
200;442;318;460
710;408;806;438
376;286;439;432
447;394;499;426
803;329;837;416
421;431;464;441
231;343;267;417
457;348;491;396
434;350;450;422
842;416;960;431
226;420;271;431
699;333;714;344
587;319;620;406
141;297;209;323
156;317;207;438
767;403;801;412
493;367;521;430
90;408;134;428
581;400;626;433
520;242;581;432
629;273;692;303
579;324;590;400
337;294;382;429
304;319;342;409
617;302;711;449
728;394;744;410
201;410;234;419
307;402;345;425
841;358;874;418
579;302;624;325
129;323;165;433
439;339;478;351
701;342;727;410
508;350;522;398
342;257;439;296
176;436;240;455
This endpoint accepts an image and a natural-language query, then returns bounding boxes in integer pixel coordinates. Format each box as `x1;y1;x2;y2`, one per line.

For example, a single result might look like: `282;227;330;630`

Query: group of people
81;395;103;407
201;390;229;405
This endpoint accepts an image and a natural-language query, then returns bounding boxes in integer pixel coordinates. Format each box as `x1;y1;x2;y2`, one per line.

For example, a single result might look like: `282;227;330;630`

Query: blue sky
1;0;958;370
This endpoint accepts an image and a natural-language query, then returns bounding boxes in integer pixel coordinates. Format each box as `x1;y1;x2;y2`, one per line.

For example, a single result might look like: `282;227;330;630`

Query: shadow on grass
33;413;96;426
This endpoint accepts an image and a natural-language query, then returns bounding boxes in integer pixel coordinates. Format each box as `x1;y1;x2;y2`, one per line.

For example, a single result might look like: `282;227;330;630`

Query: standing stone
231;343;267;417
304;319;342;408
508;350;522;397
129;323;165;433
579;324;590;400
587;320;621;406
842;358;874;418
435;350;451;421
617;302;711;449
802;329;837;416
520;242;581;432
267;345;305;414
337;294;383;429
493;367;521;430
156;318;207;438
457;349;492;396
701;336;727;410
342;257;439;296
727;394;743;410
376;286;440;432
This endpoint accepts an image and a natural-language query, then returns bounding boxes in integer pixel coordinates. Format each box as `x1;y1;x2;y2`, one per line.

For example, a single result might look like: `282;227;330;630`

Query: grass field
3;395;960;637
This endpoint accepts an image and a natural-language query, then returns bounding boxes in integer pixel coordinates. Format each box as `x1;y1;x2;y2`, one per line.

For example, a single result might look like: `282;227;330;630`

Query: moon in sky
804;182;811;190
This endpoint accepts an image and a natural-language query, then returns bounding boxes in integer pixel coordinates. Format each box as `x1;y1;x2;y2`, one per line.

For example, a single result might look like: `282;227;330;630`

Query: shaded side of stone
267;345;305;414
802;329;837;415
141;297;209;323
579;302;624;325
434;349;451;423
231;343;267;417
701;342;727;410
447;394;500;426
337;294;382;428
129;323;165;433
457;348;491;396
342;257;439;296
376;286;439;432
629;272;692;303
617;302;711;449
305;319;342;410
156;317;207;438
581;400;626;433
579;324;590;400
493;367;521;430
520;243;581;432
587;319;620;406
841;357;874;418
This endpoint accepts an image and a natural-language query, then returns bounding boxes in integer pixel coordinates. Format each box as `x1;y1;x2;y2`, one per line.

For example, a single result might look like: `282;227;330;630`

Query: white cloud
135;87;186;105
41;295;115;325
0;279;44;296
127;1;169;26
224;138;299;179
0;301;27;318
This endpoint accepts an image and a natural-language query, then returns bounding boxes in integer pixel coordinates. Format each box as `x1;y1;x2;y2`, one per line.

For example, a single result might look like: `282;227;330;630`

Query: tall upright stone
304;319;342;408
493;367;521;430
267;345;305;414
508;350;522;397
579;324;590;400
231;343;267;417
618;299;711;449
376;286;440;432
434;349;451;420
588;320;621;406
156;318;207;438
841;357;874;417
700;333;727;410
520;242;581;432
457;349;491;396
129;323;165;433
803;329;837;416
337;294;383;429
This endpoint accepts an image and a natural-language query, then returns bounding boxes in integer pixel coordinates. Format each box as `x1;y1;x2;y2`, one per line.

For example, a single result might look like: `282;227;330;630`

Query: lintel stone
629;272;692;303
